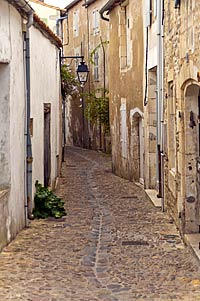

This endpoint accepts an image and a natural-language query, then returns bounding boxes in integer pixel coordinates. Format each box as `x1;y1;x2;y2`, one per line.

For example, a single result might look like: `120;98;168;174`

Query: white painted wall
0;1;26;247
0;1;11;63
0;0;61;250
30;25;61;194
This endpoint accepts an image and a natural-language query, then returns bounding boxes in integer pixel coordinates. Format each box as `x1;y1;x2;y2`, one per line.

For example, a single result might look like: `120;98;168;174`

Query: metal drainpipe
58;14;68;160
100;36;106;151
25;13;34;222
160;0;165;211
157;0;162;198
56;15;68;46
157;0;165;209
85;1;91;149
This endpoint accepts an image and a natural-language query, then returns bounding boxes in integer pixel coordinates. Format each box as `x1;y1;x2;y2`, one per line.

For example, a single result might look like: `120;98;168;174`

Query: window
73;10;79;37
145;0;152;27
167;82;176;170
119;4;131;69
120;100;127;158
93;51;99;81
93;9;99;34
154;0;157;17
41;18;48;25
0;63;10;187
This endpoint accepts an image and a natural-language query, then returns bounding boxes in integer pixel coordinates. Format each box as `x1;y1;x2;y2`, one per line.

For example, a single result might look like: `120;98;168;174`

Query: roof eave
99;0;124;21
33;14;62;48
65;0;82;11
8;0;34;16
82;0;96;8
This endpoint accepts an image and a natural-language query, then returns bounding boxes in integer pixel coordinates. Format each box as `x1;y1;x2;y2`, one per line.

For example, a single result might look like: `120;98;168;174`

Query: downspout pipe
160;0;165;211
157;0;164;209
100;36;106;151
144;27;149;106
25;12;34;222
99;0;126;21
56;14;68;41
99;0;116;22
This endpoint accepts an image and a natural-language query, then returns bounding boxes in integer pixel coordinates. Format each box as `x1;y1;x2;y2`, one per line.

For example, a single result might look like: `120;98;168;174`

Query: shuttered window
120;102;128;158
93;9;99;35
145;0;152;27
94;51;99;81
73;10;79;37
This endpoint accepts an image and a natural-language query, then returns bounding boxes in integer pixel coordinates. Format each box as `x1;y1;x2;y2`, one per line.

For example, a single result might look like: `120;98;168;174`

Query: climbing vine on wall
84;88;110;133
89;40;109;65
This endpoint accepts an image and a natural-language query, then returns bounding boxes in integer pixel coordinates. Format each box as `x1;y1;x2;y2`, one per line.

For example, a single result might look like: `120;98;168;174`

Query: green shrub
32;181;66;219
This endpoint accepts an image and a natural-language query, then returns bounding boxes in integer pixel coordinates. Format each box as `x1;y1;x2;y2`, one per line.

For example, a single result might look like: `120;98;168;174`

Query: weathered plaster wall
30;25;61;192
109;1;144;181
0;1;26;249
0;1;11;62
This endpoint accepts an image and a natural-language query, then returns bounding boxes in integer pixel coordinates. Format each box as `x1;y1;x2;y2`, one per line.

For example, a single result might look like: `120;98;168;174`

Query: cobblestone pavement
1;147;200;301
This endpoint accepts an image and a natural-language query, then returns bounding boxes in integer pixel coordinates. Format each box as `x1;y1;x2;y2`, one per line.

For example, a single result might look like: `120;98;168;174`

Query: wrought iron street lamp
61;55;89;86
76;60;89;86
61;55;89;149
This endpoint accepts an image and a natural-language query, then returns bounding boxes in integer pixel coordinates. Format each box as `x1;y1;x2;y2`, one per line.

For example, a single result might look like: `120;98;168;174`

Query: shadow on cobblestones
0;146;200;301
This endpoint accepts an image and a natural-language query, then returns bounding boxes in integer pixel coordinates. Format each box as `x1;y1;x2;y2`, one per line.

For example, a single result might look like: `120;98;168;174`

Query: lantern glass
76;61;89;86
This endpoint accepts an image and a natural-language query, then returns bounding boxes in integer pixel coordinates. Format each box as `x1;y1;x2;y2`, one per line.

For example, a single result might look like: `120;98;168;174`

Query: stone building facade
100;0;200;235
63;0;88;147
63;0;110;151
100;0;144;182
164;0;200;234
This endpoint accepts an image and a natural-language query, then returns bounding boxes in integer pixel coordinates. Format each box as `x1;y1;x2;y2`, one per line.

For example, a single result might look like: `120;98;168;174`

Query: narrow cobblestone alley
1;147;200;301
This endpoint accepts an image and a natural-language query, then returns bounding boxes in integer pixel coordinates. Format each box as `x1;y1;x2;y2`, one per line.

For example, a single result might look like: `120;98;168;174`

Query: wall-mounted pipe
155;0;164;202
56;14;68;40
157;0;165;210
25;12;34;222
99;0;116;22
144;27;149;106
161;0;165;212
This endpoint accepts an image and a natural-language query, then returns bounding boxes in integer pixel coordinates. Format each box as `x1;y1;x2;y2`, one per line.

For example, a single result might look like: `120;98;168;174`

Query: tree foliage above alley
61;64;79;98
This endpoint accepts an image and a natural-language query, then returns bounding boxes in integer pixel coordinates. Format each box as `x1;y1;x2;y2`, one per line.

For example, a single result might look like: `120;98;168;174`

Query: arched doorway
130;108;144;184
182;82;200;233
